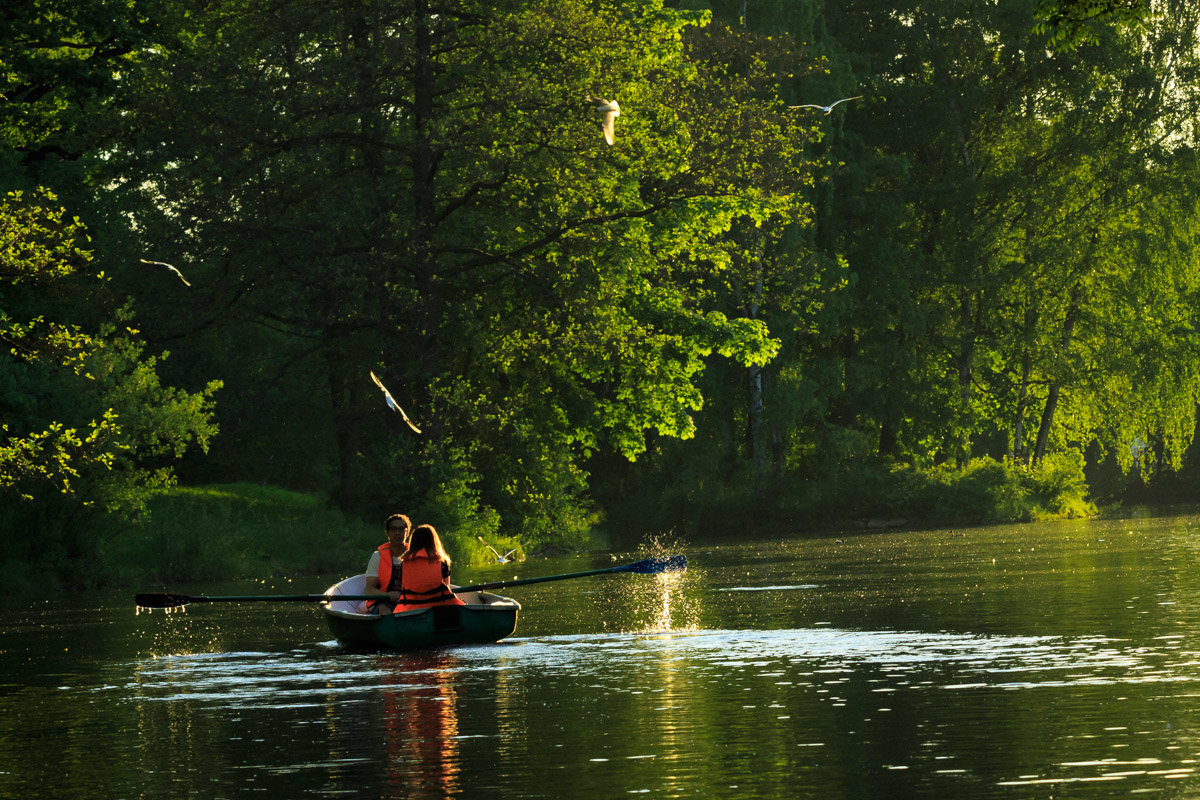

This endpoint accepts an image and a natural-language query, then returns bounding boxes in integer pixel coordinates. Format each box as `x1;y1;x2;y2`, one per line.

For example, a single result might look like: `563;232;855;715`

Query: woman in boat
394;524;466;610
364;513;412;614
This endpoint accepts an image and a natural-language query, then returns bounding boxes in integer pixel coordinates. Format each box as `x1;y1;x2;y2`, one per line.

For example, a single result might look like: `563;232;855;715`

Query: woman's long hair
404;524;452;565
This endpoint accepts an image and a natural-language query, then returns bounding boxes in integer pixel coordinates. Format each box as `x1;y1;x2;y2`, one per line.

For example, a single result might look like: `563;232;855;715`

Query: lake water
4;511;1200;798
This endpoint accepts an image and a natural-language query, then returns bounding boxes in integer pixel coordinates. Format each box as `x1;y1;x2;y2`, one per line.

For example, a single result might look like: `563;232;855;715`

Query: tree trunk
748;360;765;488
1013;362;1030;462
1033;284;1082;465
879;420;898;457
744;229;767;493
325;10;387;514
1032;383;1060;467
731;220;768;492
771;425;785;479
955;289;976;467
328;354;361;511
1013;304;1038;463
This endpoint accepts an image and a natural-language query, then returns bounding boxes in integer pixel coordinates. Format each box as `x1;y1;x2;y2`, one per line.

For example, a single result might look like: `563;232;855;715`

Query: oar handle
200;595;381;602
134;592;379;608
456;566;622;593
455;555;686;594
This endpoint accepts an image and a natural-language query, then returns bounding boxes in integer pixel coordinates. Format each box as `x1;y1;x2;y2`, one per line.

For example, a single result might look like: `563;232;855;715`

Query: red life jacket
368;542;399;610
397;549;465;609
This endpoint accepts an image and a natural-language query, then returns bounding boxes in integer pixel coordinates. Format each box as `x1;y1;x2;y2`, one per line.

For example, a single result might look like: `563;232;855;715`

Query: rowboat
321;574;521;650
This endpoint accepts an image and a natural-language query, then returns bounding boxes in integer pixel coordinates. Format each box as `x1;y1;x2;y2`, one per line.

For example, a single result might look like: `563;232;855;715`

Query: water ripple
489;627;1200;689
115;627;1200;721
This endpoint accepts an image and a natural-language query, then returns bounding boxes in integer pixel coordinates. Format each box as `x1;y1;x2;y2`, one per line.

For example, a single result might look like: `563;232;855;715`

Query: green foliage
707;0;1200;510
1033;0;1150;49
0;188;222;585
0;190;221;514
781;454;1096;529
415;462;504;546
5;0;1200;582
100;0;816;543
601;447;1095;542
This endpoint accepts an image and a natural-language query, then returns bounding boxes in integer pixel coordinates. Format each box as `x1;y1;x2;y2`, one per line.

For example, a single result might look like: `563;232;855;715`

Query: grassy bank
94;483;524;590
814;454;1099;527
603;452;1098;542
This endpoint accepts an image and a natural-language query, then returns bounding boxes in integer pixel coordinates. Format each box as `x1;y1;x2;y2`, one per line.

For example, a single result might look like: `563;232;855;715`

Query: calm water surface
4;512;1200;798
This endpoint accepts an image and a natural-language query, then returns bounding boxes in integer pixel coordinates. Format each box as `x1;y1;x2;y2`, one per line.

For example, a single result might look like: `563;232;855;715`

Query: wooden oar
134;592;378;609
454;554;687;593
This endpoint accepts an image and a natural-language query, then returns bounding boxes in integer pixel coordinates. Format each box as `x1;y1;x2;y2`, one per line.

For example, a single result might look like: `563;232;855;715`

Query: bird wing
600;112;616;145
166;265;192;286
140;258;191;286
587;95;619;144
477;537;508;561
369;371;422;433
788;104;825;110
829;96;863;108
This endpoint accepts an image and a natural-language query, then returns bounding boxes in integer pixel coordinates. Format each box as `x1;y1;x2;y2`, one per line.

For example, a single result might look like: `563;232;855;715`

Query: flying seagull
369;370;422;433
140;258;191;286
789;95;862;114
478;536;517;563
586;94;620;145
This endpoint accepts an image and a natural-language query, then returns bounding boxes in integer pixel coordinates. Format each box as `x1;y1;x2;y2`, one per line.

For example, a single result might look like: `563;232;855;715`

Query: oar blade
621;554;688;574
134;592;198;609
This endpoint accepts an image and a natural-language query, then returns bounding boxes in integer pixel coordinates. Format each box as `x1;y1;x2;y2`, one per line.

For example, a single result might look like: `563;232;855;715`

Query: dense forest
4;0;1200;586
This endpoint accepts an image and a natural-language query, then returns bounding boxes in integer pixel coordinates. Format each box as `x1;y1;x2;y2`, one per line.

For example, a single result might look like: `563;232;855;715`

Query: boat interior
324;574;518;616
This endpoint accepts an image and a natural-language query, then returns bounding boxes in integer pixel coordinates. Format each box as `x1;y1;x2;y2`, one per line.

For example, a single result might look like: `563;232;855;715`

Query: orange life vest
397;549;465;609
368;542;399;610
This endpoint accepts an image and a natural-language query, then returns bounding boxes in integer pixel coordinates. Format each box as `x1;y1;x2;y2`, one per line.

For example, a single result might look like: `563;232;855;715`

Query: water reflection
380;652;462;800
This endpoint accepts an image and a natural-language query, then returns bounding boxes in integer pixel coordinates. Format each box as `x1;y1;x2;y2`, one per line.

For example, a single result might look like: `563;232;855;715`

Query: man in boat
393;524;466;610
363;513;412;614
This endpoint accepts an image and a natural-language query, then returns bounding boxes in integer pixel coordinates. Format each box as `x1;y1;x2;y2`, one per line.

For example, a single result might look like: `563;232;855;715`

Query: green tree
1;0;170;194
108;0;814;541
654;0;1200;528
795;0;1200;479
1;3;222;583
0;190;220;577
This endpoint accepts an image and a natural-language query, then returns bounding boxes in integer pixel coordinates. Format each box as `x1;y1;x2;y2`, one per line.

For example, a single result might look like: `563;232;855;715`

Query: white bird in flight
369;370;422;433
140;258;191;286
789;95;862;114
478;536;517;563
586;95;620;145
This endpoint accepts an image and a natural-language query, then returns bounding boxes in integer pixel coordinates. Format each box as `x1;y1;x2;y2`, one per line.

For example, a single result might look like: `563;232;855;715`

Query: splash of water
627;532;699;634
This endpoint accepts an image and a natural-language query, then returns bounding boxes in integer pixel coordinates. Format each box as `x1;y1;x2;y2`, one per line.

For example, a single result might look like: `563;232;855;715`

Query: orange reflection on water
381;652;462;800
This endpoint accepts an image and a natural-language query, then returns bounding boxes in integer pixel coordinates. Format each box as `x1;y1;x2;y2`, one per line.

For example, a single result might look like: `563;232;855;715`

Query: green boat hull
322;577;520;650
